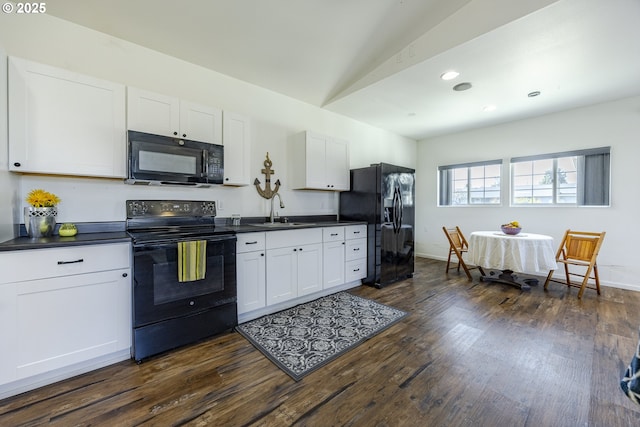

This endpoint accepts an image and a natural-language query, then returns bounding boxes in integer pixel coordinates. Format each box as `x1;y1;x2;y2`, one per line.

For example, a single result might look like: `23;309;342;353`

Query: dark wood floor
2;257;640;426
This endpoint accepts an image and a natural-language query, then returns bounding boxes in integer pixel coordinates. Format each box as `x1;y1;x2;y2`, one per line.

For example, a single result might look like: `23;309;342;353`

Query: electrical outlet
217;200;224;210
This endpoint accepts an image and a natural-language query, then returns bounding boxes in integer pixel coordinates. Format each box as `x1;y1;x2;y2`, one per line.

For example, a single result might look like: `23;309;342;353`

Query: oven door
132;235;236;328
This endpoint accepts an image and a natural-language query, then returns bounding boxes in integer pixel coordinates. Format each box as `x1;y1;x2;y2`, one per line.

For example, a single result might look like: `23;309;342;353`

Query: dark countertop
0;232;132;252
0;219;366;252
229;220;366;233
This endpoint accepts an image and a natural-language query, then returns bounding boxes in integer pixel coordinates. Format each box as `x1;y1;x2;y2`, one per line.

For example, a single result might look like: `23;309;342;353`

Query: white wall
416;95;640;291
0;14;416;228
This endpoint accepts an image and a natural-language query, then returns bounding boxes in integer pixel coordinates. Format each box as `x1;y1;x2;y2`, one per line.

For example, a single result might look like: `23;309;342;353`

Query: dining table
467;231;558;290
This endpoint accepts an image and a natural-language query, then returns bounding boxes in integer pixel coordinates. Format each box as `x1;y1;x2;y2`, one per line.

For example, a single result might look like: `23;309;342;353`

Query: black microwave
126;130;224;187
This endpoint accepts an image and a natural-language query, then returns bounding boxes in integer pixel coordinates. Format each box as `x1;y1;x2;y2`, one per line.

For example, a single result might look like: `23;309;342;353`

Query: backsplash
18;174;339;224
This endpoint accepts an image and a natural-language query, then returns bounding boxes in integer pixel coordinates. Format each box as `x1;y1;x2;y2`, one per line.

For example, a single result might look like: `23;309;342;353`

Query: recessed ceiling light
453;82;472;91
528;91;541;97
483;105;496;112
440;71;460;81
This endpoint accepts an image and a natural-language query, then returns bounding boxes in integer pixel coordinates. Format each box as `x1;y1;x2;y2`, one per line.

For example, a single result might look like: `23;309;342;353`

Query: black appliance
339;163;415;288
126;200;237;362
126;130;224;187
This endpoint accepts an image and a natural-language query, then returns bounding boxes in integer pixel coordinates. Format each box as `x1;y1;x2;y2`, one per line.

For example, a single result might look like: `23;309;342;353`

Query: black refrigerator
339;163;415;288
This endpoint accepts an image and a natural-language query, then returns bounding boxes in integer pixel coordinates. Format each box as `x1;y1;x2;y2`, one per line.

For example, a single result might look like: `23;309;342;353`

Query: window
438;160;502;206
510;147;610;206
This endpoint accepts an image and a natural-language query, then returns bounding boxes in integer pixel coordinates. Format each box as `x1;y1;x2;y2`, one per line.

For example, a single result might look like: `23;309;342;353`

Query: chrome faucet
270;193;285;223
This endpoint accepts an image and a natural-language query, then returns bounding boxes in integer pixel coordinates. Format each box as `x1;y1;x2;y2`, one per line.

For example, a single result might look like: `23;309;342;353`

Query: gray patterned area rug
235;291;408;381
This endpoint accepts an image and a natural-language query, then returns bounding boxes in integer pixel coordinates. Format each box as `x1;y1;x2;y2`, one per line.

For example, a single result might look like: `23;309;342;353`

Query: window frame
509;147;610;207
438;159;503;207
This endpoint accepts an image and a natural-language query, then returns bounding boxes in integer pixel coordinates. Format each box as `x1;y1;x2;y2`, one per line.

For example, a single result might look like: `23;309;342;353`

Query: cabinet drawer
346;259;367;282
323;226;344;242
345;224;366;240
345;238;367;261
266;228;322;249
236;232;265;253
0;243;130;284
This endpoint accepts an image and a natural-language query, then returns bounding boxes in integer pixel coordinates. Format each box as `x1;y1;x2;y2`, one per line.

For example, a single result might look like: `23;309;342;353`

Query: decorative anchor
254;152;281;199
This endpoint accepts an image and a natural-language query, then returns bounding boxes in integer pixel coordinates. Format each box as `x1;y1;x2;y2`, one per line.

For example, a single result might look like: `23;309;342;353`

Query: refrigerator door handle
398;187;404;229
392;185;401;233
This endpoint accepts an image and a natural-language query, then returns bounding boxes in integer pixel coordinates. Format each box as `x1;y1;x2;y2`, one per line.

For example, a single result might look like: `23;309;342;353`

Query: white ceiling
46;0;640;140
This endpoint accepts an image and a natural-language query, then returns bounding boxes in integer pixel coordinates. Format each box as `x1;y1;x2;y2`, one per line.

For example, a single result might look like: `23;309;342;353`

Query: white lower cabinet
266;243;323;304
323;227;345;289
238;225;366;322
295;243;323;296
236;233;266;314
265;229;323;305
345;225;368;282
0;243;131;397
265;246;297;304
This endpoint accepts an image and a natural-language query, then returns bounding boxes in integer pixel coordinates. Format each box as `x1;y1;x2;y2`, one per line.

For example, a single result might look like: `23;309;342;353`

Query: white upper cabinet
325;137;350;190
8;57;127;178
289;131;350;191
127;87;222;144
0;243;131;388
222;111;251;186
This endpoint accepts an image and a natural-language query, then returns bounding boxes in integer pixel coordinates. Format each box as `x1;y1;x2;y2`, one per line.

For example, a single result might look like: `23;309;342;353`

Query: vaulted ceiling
47;0;640;140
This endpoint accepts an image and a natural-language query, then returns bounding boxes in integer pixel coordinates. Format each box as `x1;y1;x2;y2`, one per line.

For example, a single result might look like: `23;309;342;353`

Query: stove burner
125;200;234;244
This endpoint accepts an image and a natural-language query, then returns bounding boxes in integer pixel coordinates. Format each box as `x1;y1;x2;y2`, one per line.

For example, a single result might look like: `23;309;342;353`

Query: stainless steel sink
248;222;316;228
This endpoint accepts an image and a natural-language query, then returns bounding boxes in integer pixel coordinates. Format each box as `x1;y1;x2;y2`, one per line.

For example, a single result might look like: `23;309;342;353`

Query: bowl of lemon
501;221;522;235
58;223;78;237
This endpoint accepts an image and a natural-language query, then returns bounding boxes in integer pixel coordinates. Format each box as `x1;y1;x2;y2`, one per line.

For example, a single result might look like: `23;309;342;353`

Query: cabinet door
223;111;251;186
304;132;328;189
180;100;222;144
266;246;297;304
290;131;350;191
326;137;350;190
323;240;345;289
0;282;17;385
12;269;131;380
296;243;323;297
8;57;127;178
127;87;180;137
237;251;266;314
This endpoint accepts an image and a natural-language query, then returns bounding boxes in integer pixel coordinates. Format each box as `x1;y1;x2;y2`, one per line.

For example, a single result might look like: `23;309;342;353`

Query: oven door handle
132;235;237;248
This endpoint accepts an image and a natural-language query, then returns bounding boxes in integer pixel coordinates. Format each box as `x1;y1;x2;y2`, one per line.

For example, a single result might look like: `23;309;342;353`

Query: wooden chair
442;226;483;281
544;230;606;298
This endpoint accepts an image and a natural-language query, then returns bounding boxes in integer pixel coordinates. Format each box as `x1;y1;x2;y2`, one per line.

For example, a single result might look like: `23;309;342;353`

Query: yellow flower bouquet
25;189;61;207
24;189;60;238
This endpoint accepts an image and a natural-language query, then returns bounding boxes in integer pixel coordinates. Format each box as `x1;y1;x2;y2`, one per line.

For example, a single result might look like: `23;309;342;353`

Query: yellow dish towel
178;240;207;282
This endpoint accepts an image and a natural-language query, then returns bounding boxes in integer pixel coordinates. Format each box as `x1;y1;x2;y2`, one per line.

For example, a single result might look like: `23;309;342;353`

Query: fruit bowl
501;225;522;235
58;223;78;237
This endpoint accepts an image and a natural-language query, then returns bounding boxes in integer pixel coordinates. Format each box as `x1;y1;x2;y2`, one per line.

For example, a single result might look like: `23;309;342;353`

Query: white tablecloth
468;231;558;274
